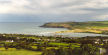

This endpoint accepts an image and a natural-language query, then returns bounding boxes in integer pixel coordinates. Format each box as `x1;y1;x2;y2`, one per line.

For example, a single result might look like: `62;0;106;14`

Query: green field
0;48;42;55
48;42;80;48
48;42;69;46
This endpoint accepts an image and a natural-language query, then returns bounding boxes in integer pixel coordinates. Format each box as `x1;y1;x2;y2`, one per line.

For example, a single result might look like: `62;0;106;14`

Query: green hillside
41;21;108;29
41;21;108;34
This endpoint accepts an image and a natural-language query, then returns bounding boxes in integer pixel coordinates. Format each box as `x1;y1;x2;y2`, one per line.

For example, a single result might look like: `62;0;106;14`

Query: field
48;42;80;47
0;48;42;55
0;43;80;55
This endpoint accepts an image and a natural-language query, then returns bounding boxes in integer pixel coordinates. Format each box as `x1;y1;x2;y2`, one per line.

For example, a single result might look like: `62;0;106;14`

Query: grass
0;48;42;55
48;42;80;47
46;47;58;49
48;42;69;46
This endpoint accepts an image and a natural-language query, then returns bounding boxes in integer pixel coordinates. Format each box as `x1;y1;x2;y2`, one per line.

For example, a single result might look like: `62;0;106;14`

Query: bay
0;22;108;37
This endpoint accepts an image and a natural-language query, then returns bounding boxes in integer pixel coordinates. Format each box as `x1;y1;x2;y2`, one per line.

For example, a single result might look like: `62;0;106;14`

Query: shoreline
0;32;108;38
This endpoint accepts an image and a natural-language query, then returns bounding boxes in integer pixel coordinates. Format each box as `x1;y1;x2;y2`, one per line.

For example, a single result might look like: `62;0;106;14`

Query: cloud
0;0;108;22
95;14;108;20
0;0;93;14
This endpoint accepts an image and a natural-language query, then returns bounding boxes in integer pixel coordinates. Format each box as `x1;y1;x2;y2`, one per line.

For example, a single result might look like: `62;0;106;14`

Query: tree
37;44;43;51
4;43;9;50
42;48;56;55
81;44;99;55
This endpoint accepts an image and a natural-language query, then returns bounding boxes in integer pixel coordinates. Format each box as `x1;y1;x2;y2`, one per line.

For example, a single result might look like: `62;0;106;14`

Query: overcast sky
0;0;108;22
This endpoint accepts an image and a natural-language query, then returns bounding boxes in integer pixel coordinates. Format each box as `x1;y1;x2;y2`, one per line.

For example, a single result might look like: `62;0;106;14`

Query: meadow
0;48;42;55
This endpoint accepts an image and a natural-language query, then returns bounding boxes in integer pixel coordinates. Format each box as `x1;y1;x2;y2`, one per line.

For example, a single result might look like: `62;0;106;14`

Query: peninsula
41;21;108;34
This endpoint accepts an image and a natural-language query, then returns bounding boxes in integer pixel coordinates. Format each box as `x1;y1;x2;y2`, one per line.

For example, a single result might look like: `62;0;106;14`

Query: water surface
0;22;108;37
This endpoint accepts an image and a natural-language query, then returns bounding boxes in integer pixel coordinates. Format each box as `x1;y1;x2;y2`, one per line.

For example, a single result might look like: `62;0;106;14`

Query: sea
0;22;108;37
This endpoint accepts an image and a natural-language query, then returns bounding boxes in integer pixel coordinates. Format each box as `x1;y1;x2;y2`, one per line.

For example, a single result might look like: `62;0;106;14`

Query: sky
0;0;108;22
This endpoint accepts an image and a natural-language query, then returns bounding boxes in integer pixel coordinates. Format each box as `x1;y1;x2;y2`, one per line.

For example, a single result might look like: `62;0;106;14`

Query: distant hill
41;21;108;30
41;21;108;34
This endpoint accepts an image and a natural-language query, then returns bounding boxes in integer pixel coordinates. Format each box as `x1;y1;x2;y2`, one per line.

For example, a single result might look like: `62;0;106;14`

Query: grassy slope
0;48;42;55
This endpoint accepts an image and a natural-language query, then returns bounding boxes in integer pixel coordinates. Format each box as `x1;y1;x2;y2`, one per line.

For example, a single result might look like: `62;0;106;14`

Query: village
0;34;107;55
